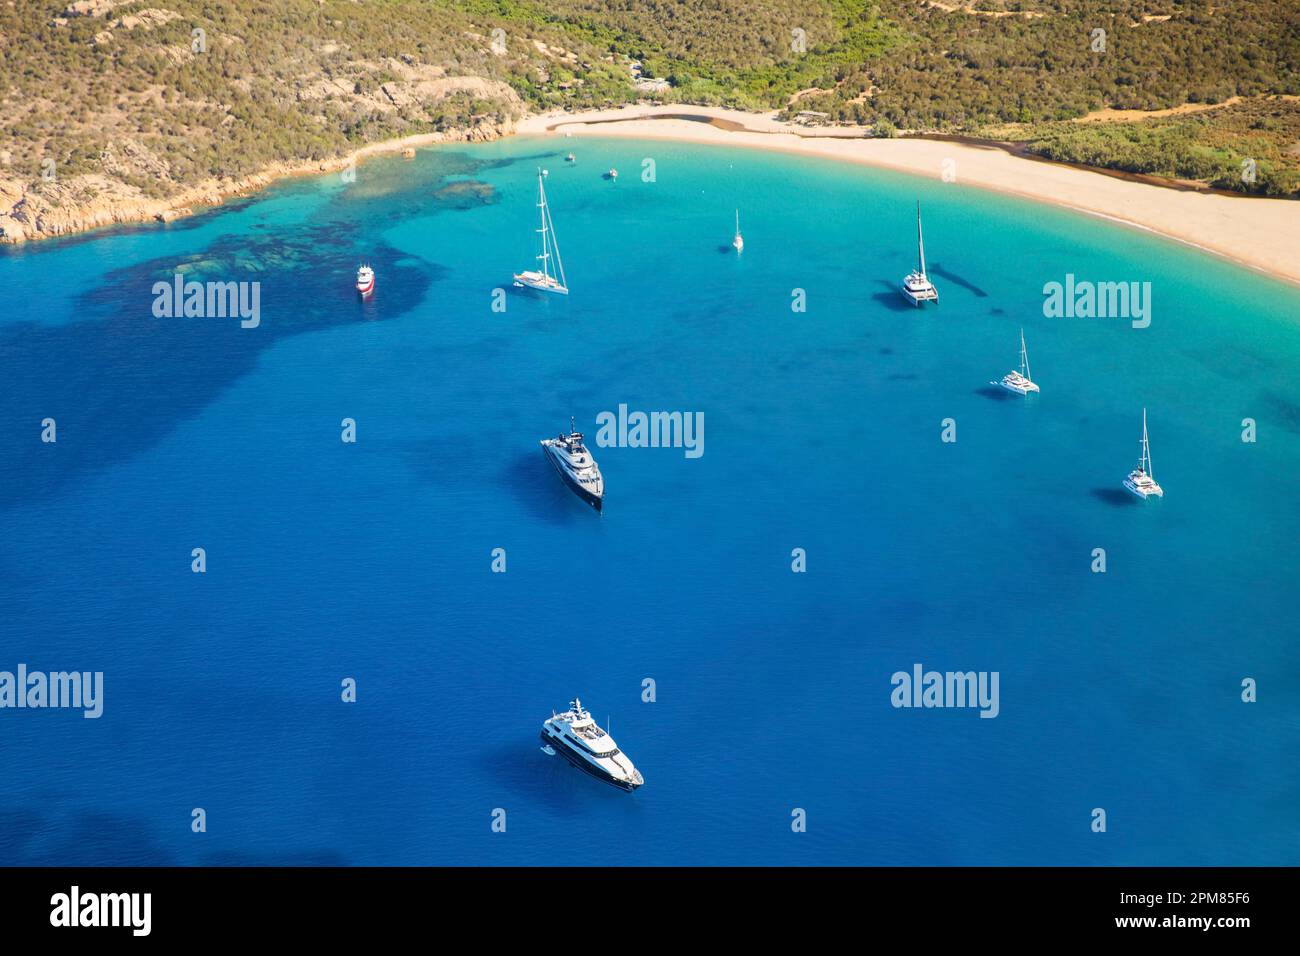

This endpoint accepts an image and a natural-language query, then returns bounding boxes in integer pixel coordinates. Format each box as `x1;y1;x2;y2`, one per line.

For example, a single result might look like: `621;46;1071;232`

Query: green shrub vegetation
1026;97;1300;196
0;1;1296;197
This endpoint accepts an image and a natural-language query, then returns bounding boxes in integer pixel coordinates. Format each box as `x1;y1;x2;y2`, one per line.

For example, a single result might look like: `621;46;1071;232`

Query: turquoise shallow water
1;134;1298;865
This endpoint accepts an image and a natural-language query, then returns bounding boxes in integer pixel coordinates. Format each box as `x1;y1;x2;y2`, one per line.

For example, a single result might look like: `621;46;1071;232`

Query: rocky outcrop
298;61;523;117
63;0;133;17
89;7;182;43
0;117;515;245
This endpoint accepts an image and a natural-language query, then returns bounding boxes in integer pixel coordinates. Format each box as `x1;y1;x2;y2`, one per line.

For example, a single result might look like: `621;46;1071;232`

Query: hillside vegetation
0;0;1297;216
1025;97;1300;196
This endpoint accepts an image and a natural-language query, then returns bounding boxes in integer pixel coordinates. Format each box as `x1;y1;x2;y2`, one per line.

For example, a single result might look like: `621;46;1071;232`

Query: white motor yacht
540;418;604;511
541;698;643;791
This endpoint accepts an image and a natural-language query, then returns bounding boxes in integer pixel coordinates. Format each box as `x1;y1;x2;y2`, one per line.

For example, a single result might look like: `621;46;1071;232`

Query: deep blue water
2;136;1298;865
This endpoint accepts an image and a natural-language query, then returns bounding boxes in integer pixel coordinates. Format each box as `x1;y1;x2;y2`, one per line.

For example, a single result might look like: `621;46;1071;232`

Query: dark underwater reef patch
0;233;434;511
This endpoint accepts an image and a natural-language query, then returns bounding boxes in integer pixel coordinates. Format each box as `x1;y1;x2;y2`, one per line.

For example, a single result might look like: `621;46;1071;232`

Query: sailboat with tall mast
901;200;939;306
994;329;1039;395
732;209;744;253
1123;408;1164;499
513;168;569;295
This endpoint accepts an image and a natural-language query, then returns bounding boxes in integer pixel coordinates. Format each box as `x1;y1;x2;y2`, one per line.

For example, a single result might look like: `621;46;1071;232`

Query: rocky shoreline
0;116;514;246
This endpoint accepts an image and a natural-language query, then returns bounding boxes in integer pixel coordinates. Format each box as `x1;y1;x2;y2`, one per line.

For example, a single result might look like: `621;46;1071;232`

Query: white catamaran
994;329;1039;395
1123;408;1164;499
513;168;569;295
732;209;744;253
901;201;939;306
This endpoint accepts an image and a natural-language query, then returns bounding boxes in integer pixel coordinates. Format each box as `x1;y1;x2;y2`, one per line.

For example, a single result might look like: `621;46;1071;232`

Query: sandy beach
518;105;1300;287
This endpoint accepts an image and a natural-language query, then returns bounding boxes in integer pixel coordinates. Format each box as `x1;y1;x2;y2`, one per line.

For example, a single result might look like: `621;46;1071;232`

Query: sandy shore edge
518;106;1300;288
4;103;1297;288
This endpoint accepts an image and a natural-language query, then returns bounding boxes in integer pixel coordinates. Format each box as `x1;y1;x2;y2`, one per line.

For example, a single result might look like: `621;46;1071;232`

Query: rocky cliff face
0;115;515;245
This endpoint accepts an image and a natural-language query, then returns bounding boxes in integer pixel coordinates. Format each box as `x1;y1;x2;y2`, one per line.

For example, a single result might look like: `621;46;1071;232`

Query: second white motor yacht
540;418;604;511
541;698;644;791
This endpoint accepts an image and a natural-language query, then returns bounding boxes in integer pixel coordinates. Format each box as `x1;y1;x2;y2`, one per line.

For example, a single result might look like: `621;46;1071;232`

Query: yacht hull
901;286;938;306
1123;480;1163;499
543;446;603;511
539;731;640;791
996;379;1038;396
1123;471;1163;498
512;272;568;295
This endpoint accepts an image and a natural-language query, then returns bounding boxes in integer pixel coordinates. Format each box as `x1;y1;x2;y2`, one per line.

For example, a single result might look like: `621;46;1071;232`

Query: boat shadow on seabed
499;452;589;526
1090;487;1141;507
870;279;922;313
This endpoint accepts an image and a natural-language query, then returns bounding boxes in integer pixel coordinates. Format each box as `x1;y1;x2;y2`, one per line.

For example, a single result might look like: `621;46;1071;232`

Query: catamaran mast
1020;329;1030;379
916;201;927;276
1141;408;1153;477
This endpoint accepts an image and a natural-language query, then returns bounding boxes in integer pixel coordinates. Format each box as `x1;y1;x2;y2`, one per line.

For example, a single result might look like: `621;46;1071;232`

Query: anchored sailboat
732;209;744;253
1123;408;1164;499
513;168;569;295
901;201;939;306
994;329;1039;395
